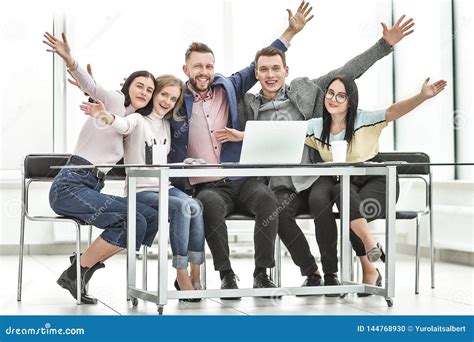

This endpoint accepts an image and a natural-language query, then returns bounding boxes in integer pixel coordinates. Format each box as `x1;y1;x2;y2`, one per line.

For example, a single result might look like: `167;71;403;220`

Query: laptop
238;120;308;164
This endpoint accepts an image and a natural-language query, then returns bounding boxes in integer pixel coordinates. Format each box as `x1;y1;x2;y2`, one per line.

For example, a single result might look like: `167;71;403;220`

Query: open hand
214;127;244;143
287;0;314;34
420;78;447;99
43;32;75;66
80;99;105;118
381;15;415;46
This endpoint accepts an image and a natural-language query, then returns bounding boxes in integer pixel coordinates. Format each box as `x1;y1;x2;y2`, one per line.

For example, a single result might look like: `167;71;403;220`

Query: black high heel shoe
358;268;382;297
367;242;385;263
174;279;201;303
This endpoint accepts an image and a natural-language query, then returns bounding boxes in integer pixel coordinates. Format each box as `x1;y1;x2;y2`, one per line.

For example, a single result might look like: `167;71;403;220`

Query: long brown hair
154;75;184;121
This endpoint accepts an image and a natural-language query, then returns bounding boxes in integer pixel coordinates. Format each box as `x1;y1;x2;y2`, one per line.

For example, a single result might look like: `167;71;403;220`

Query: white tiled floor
2;253;473;316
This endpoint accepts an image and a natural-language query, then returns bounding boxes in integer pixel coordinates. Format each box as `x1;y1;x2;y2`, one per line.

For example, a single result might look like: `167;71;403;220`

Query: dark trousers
194;177;279;272
311;175;400;267
274;189;319;276
275;174;399;275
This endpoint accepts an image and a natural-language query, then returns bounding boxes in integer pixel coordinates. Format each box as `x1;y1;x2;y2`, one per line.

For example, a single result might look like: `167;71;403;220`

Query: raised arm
315;15;414;86
230;1;314;98
280;0;314;43
385;78;447;123
43;32;124;113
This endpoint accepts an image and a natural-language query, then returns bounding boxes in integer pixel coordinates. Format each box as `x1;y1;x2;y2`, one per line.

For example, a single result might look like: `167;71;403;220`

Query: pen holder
152;144;168;165
145;143;153;165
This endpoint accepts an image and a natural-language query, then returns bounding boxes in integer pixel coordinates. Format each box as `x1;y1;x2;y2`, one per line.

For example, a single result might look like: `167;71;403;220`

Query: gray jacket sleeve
314;37;393;88
289;38;393;119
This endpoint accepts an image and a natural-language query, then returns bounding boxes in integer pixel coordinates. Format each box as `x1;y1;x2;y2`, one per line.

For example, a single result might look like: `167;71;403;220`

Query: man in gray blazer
215;15;414;291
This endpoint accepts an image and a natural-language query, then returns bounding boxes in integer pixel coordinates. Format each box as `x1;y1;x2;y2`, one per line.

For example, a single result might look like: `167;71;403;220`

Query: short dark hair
185;42;214;62
254;47;286;67
121;70;155;116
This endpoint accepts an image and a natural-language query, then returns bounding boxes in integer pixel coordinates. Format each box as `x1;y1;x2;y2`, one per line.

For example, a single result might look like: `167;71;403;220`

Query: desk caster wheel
386;298;393;307
157;306;164;315
130;297;138;307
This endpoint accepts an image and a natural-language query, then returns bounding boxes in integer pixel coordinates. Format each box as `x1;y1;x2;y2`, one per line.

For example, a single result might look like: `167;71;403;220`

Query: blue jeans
136;187;205;269
49;155;159;251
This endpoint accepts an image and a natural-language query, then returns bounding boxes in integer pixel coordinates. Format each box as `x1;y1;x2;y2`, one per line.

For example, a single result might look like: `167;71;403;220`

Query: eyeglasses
325;89;348;104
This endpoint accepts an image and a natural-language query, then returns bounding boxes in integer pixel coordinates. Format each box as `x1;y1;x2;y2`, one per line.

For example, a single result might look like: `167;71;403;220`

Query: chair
17;154;126;305
377;152;433;294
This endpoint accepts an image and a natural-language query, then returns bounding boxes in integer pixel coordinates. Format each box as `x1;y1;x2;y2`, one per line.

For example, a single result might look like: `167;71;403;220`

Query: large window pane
453;0;474;180
393;0;455;180
0;3;53;170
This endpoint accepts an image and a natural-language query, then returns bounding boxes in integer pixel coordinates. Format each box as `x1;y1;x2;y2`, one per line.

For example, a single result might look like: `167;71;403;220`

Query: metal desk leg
273;236;282;287
385;166;397;307
201;255;207;290
127;175;137;304
340;175;351;284
157;168;169;314
429;175;435;289
142;246;148;291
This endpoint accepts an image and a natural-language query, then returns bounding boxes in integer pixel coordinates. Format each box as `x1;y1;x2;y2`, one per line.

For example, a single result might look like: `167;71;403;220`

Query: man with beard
169;1;313;298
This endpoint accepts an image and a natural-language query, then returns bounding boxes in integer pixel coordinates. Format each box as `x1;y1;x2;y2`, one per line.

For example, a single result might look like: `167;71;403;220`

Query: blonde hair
154;74;184;121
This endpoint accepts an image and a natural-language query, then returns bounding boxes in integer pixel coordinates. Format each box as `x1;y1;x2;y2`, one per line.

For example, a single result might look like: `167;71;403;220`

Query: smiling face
255;54;288;98
153;85;182;118
128;76;155;110
324;79;349;116
183;51;215;96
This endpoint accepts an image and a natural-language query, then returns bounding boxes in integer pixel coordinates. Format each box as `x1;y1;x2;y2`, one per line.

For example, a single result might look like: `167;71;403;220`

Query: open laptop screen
239;121;308;164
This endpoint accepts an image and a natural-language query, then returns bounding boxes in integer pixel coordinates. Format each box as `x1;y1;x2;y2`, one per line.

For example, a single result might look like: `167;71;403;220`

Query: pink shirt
187;85;229;185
